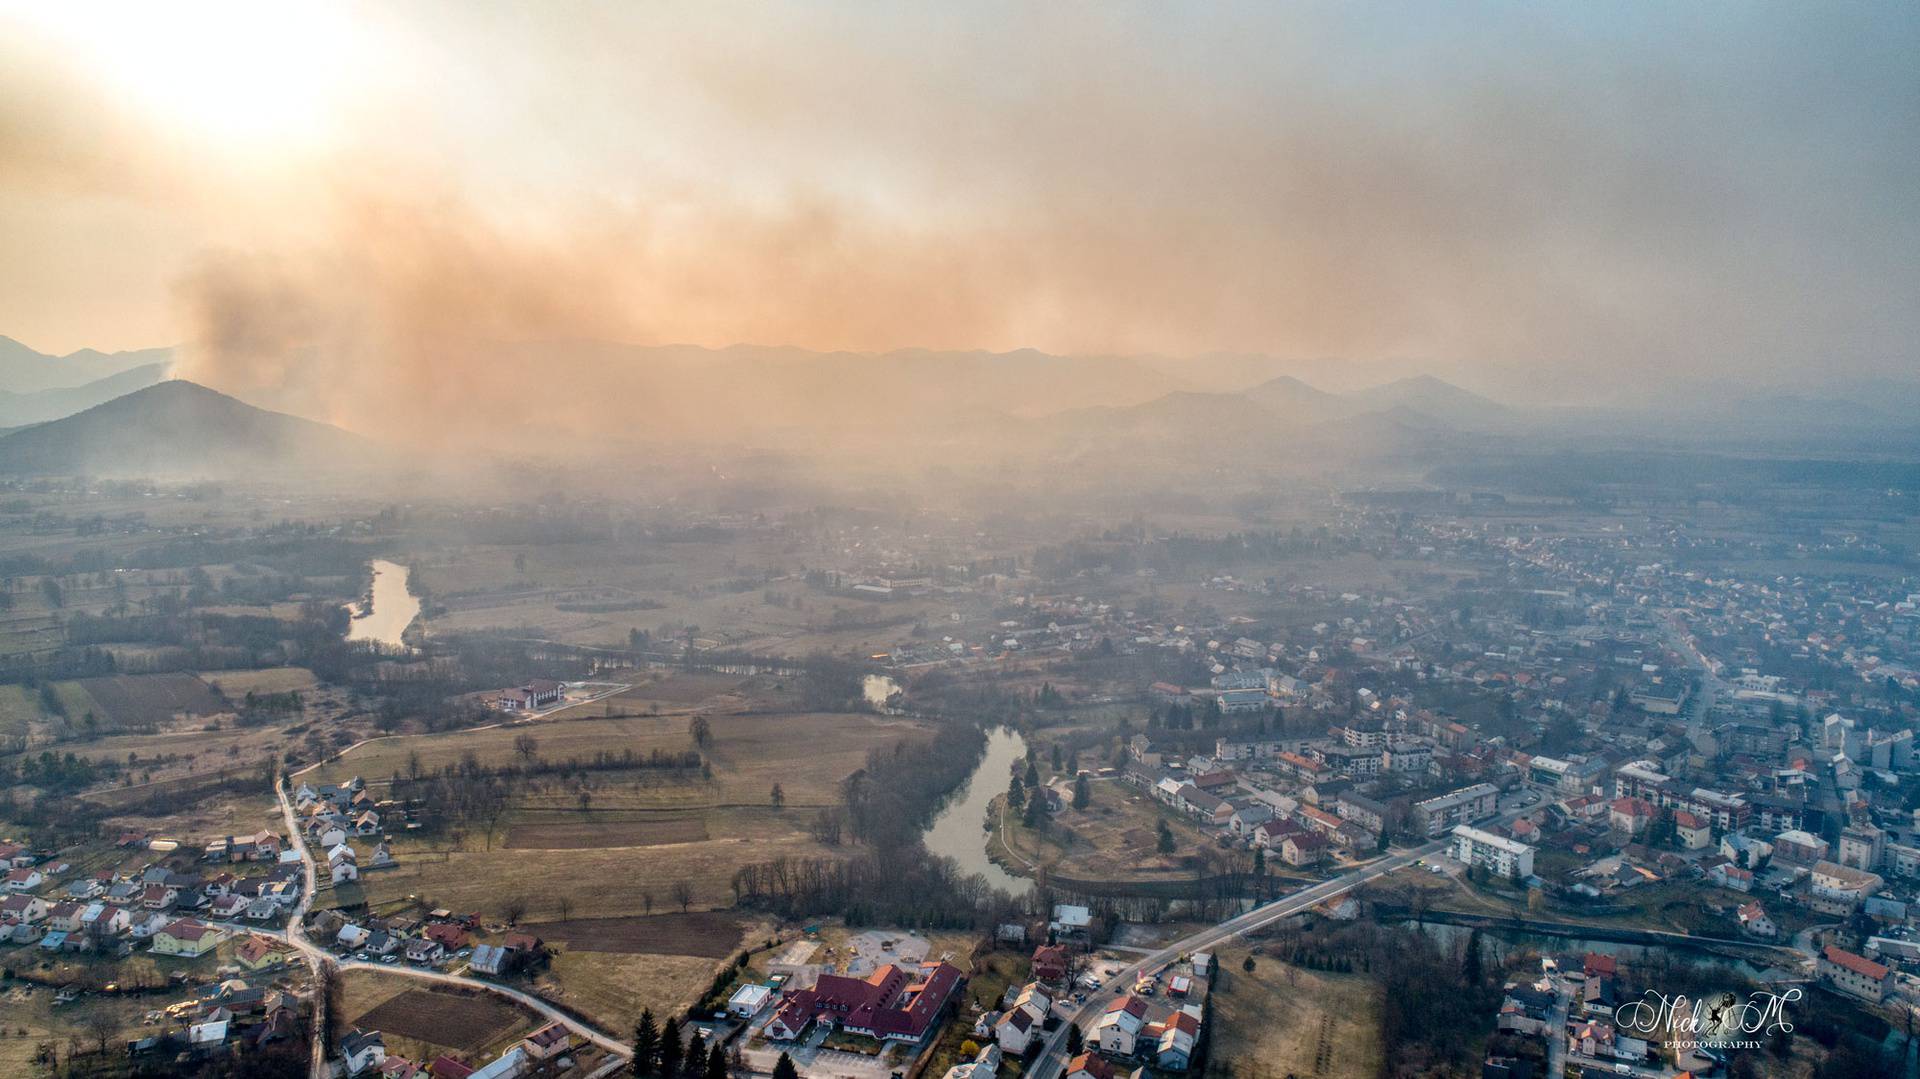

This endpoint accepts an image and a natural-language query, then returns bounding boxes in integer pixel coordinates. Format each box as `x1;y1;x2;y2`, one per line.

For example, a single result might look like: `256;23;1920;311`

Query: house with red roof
767;961;962;1045
1093;994;1149;1056
1672;811;1711;850
1818;945;1891;1003
423;922;471;949
1032;943;1070;984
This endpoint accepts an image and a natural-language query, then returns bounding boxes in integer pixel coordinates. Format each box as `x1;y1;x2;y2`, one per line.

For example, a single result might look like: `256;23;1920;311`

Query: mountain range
1;334;1917;482
0;336;172;395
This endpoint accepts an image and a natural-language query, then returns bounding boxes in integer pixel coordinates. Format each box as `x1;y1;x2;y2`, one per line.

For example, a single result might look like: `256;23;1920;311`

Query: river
346;559;420;651
1406;921;1770;981
921;727;1034;895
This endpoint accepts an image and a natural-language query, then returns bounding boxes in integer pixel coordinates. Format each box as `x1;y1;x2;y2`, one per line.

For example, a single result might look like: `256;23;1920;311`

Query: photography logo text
1614;987;1800;1052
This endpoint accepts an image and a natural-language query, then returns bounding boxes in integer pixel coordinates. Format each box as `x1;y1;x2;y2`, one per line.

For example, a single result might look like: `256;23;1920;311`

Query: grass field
537;948;733;1032
73;673;228;728
0;683;39;737
997;780;1216;882
318;710;929;808
1210;947;1382;1079
199;667;320;695
354;826;830;921
0;982;155;1076
503;813;710;849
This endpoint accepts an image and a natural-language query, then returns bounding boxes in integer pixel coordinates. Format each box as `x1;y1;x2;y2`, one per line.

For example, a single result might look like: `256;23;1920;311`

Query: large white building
1412;783;1499;837
1452;825;1535;879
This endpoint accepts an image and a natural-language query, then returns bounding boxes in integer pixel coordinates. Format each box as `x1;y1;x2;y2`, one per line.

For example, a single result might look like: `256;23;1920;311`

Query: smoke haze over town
2;9;1920;1079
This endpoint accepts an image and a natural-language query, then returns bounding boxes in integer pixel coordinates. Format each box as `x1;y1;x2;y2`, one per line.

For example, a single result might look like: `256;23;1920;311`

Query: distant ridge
0;362;169;428
0;335;172;394
0;379;374;478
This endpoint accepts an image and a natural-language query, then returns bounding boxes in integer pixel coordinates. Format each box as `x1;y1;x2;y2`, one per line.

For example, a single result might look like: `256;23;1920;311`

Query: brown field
74;672;228;727
534;911;745;957
412;539;991;657
1210;947;1382;1079
352;984;537;1055
504;814;710;849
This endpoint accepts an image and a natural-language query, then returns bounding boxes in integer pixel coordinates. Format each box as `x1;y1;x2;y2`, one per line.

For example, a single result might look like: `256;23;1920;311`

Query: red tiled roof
1067;1053;1115;1079
775;961;962;1042
1824;945;1889;981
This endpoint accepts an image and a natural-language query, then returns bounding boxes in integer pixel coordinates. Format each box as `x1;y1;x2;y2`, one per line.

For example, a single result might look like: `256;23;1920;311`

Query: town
0;466;1914;1079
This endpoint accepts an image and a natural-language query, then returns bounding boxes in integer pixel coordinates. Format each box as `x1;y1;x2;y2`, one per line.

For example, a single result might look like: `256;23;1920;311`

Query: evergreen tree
657;1017;682;1079
1066;1023;1083;1055
1462;929;1484;987
705;1043;728;1079
632;1010;659;1077
773;1053;800;1079
682;1030;707;1079
1025;760;1040;787
1157;818;1175;853
1072;773;1091;809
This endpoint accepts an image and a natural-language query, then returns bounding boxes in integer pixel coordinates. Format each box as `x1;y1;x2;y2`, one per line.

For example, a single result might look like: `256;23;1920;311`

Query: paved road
275;770;330;1079
273;778;632;1073
1027;837;1450;1079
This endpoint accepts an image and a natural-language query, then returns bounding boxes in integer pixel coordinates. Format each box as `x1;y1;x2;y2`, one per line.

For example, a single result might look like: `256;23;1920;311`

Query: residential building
1818;946;1892;1003
1452;825;1535;879
1413;784;1499;837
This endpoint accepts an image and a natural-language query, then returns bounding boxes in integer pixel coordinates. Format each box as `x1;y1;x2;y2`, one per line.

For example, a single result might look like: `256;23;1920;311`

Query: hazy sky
1;2;1915;399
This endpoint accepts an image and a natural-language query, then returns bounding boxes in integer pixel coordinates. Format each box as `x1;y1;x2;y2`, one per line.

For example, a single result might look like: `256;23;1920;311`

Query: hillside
0;379;375;478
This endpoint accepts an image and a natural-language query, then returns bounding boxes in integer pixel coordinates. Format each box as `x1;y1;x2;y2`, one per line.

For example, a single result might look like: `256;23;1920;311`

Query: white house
1093;995;1149;1056
727;983;772;1018
341;1029;386;1076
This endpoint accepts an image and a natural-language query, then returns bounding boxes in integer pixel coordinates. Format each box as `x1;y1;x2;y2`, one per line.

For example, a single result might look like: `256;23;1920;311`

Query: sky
0;1;1915;403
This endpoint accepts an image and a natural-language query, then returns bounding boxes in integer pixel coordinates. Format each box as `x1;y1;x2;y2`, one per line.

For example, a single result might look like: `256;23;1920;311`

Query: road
275;767;330;1079
273;777;631;1074
1026;836;1450;1079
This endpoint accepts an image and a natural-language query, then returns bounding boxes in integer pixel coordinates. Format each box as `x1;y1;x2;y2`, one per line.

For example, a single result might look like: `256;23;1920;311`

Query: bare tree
642;891;655;916
769;783;784;810
556;896;572;922
513;734;539;762
504;896;529;926
80;1009;118;1057
671;879;694;913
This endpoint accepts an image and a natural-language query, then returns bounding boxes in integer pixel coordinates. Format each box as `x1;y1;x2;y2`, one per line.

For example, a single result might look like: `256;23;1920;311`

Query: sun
11;1;367;149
